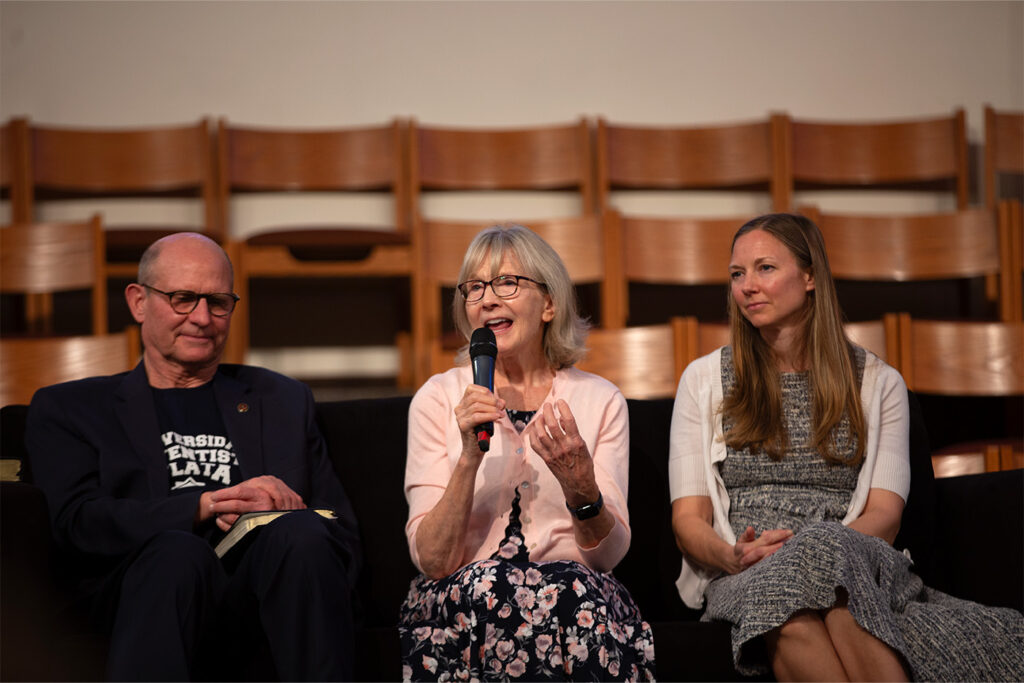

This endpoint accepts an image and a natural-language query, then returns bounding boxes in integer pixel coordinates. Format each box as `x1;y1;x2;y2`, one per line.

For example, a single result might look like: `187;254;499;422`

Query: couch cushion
316;396;418;630
617;398;702;623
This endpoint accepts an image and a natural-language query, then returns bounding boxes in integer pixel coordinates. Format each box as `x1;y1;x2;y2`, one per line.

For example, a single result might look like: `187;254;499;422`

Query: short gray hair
452;224;589;369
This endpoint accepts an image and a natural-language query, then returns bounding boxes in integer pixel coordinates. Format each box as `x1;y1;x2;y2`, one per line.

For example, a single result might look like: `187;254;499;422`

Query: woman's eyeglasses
456;275;545;302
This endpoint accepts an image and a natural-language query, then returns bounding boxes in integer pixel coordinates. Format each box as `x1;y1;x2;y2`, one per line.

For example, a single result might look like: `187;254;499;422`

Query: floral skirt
399;488;656;681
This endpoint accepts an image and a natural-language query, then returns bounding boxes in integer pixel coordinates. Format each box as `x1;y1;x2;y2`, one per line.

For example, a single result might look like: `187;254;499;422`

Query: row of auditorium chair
3;202;1023;383
1;107;1022;387
7;107;1022;233
1;313;1020;479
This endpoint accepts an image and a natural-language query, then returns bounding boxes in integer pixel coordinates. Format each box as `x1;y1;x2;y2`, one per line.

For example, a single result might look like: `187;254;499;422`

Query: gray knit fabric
703;346;1024;681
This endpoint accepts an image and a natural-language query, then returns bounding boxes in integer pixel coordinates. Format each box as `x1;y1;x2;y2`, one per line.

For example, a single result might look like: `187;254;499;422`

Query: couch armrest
0;481;107;680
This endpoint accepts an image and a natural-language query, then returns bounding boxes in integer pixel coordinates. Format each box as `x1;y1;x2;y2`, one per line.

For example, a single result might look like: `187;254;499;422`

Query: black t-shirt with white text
152;383;241;495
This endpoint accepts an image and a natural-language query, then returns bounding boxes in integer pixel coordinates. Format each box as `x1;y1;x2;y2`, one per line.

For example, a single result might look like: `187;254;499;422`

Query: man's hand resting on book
196;476;307;531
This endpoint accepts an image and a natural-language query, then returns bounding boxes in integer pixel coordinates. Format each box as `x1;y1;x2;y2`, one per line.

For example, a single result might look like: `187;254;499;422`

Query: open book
214;508;337;558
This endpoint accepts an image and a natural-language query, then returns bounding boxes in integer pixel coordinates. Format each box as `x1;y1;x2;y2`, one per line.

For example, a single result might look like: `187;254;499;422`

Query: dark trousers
94;510;355;681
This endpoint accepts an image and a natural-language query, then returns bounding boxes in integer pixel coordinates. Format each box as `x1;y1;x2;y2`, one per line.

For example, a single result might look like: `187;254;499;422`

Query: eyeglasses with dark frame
456;274;546;303
140;284;240;317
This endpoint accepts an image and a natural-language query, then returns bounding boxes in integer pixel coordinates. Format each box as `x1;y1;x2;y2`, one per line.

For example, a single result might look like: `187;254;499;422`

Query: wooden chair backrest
0;215;107;335
786;110;969;209
605;211;746;326
815;207;1001;280
897;315;1024;396
410;119;595;216
217;119;410;232
0;326;140;407
810;206;1016;321
596;115;789;212
575;318;687;399
616;212;739;285
28;119;219;240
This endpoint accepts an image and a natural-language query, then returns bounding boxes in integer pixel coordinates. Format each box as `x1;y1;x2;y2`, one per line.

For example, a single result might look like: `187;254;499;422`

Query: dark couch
2;393;1021;681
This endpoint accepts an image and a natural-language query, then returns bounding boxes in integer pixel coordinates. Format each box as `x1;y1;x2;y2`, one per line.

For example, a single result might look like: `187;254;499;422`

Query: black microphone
469;327;498;452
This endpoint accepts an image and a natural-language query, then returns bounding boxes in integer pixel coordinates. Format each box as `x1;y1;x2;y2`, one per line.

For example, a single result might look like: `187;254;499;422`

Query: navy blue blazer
26;362;361;578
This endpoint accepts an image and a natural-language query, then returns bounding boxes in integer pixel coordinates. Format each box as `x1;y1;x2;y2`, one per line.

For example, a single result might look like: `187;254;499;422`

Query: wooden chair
984;105;1024;208
0;326;141;408
596;115;789;214
25;119;218;277
410;118;595;220
216;119;411;364
605;210;741;326
414;214;619;385
1;118;30;223
0;215;107;335
895;314;1024;478
808;206;1016;322
784;110;969;210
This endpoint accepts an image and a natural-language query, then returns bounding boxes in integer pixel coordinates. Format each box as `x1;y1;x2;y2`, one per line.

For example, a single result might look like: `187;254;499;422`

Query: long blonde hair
721;213;866;465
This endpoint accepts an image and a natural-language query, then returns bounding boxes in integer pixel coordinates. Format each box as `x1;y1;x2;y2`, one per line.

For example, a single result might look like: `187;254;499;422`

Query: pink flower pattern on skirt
399;486;656;681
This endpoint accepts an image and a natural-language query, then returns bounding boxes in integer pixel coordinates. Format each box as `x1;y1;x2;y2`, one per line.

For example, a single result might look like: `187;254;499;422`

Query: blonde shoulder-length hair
451;224;590;369
721;213;866;465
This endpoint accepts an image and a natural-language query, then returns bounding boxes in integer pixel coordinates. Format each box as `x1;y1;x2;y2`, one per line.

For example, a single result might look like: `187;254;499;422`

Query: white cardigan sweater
667;347;911;609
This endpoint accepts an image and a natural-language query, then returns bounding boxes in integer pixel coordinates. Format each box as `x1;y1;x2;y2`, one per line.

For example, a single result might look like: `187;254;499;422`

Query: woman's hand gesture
529;399;599;505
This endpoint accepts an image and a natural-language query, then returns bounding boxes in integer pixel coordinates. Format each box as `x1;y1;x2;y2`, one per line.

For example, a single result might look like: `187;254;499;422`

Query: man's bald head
138;232;233;288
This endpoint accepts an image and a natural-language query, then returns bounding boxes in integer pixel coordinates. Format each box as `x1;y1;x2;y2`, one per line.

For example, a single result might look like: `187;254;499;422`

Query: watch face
568;493;604;520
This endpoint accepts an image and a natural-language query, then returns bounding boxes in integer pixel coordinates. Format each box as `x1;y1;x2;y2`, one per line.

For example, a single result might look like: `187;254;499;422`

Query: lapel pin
237;402;250;413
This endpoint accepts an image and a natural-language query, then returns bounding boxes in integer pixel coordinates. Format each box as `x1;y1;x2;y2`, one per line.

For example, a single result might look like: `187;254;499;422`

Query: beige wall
3;1;1021;130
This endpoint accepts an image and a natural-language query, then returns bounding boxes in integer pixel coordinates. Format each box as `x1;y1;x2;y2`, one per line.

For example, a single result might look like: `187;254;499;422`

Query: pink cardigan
404;365;632;575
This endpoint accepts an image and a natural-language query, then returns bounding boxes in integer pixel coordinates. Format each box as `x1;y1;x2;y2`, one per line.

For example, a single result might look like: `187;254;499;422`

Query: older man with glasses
25;232;362;681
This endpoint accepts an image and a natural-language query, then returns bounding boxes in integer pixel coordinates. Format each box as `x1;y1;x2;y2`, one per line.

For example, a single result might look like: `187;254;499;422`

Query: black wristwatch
566;492;604;521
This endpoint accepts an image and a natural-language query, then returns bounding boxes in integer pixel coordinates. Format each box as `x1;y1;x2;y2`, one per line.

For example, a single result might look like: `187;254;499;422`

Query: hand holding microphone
469;327;498;452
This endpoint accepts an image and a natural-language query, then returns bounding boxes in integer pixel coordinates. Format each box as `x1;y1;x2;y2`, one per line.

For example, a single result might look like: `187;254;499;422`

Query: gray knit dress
703;347;1024;681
